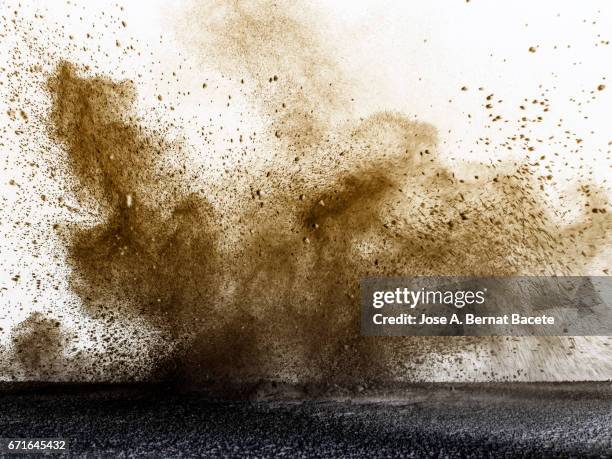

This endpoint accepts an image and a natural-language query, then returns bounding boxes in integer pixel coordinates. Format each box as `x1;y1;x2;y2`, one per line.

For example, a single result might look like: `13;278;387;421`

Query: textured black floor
0;383;610;458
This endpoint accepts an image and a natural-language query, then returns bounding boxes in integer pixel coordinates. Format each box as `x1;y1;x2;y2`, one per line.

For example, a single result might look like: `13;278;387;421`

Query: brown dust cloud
1;0;611;387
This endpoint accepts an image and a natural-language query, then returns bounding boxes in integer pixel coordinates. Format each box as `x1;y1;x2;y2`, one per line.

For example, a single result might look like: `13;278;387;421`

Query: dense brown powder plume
48;62;221;338
11;312;68;380
44;54;609;384
3;0;610;384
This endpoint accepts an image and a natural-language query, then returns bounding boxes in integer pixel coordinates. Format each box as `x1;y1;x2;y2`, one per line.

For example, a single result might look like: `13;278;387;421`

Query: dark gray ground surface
0;382;610;458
